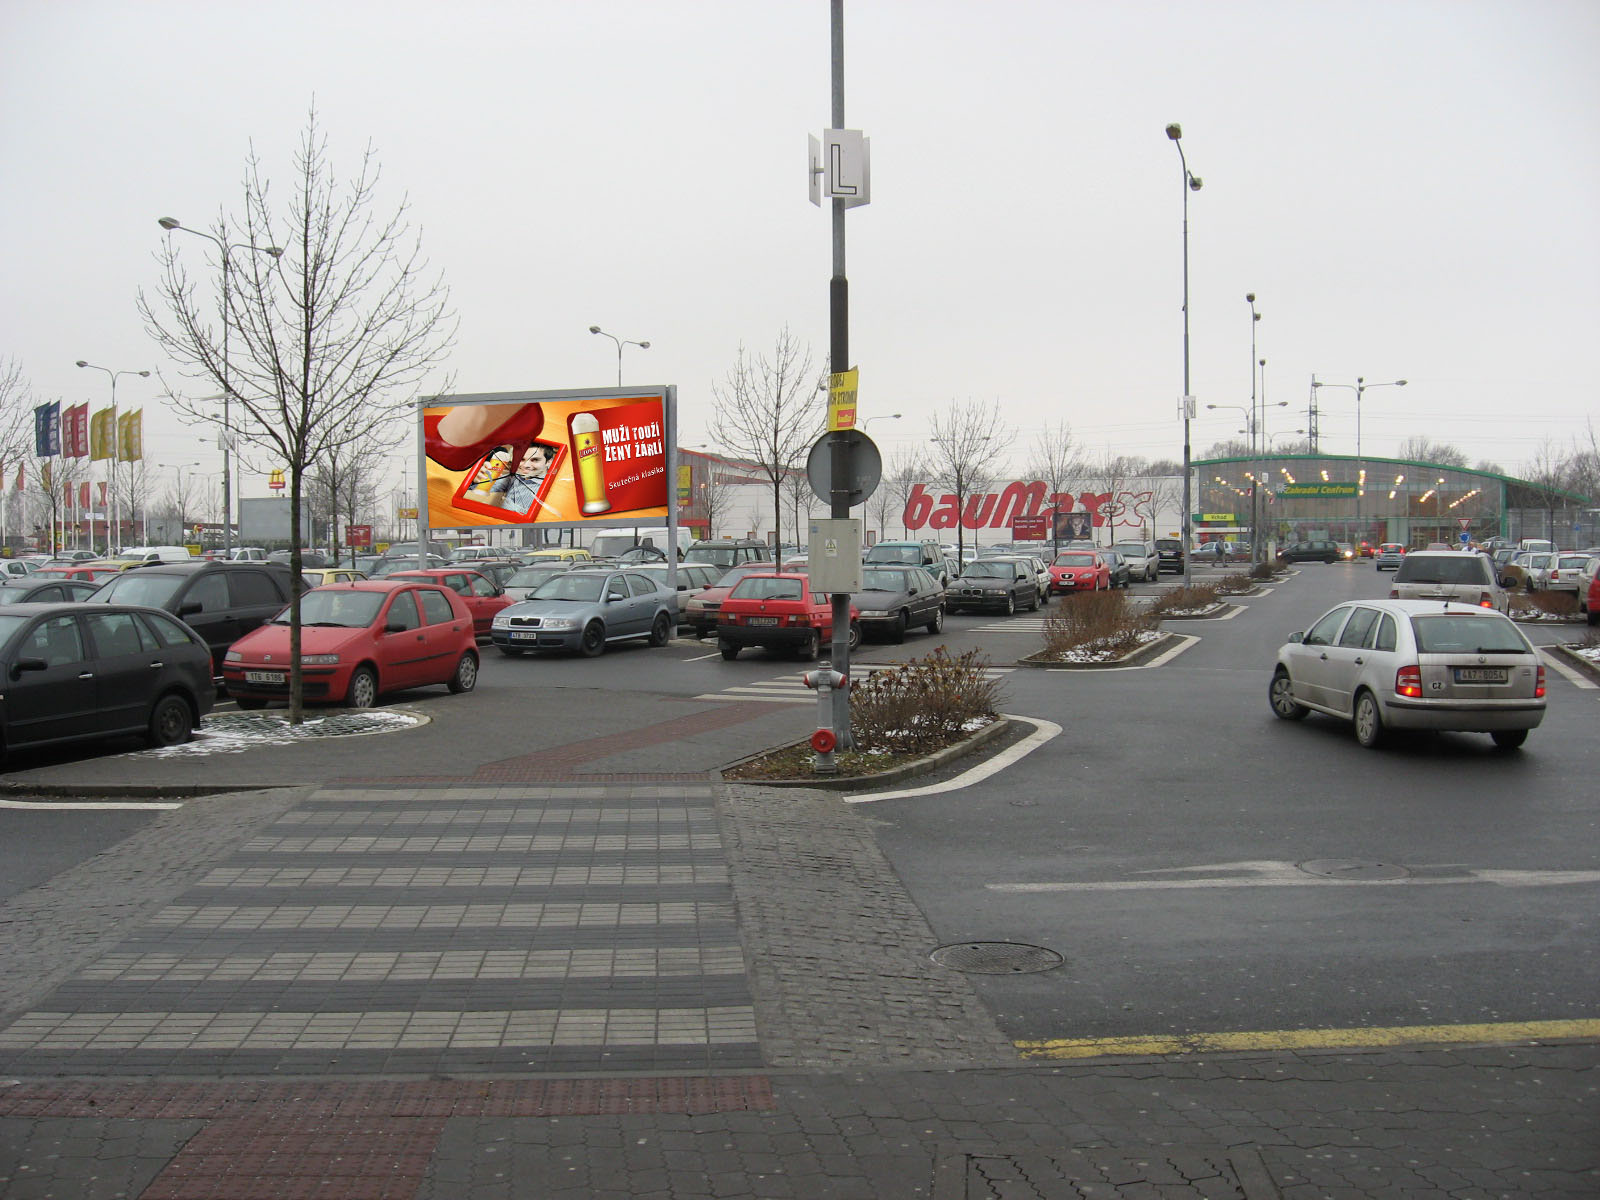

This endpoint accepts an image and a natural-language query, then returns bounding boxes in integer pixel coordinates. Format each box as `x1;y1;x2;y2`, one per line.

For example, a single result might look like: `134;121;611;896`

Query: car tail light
1395;665;1423;698
1478;592;1494;608
1535;665;1546;699
1388;588;1399;599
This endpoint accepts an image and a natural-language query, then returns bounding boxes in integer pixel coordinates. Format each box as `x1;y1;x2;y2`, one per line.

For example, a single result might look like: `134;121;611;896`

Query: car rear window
1394;556;1490;585
1410;614;1529;654
730;577;804;601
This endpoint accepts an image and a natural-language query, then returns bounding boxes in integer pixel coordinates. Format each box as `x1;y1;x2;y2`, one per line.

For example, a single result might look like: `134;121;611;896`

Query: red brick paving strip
3;1077;775;1199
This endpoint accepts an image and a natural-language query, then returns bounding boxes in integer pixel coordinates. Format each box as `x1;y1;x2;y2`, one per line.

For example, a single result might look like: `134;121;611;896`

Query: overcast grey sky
3;0;1597;500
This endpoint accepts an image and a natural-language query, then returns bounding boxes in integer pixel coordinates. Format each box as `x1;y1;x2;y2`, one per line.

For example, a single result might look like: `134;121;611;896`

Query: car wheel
1491;729;1528;751
235;697;268;711
719;639;740;661
1268;670;1309;721
1003;594;1015;616
1026;589;1039;612
580;621;606;657
927;607;944;634
147;694;194;747
1353;690;1386;749
499;646;523;657
889;612;906;643
447;651;478;694
648;612;672;647
346;666;378;709
797;629;821;661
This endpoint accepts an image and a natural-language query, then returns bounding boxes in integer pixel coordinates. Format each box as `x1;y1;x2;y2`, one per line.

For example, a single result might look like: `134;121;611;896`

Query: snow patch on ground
141;710;422;757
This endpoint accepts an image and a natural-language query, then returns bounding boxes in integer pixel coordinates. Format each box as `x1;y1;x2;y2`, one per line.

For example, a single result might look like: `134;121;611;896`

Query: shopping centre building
1193;452;1596;551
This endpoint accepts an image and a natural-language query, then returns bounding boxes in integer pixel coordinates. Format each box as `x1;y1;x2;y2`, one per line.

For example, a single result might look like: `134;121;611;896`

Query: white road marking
844;714;1061;803
989;860;1600;893
1540;648;1597;689
0;798;183;811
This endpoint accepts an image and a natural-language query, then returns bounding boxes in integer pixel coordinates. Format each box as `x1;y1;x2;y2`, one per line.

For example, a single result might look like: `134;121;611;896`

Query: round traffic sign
806;430;883;507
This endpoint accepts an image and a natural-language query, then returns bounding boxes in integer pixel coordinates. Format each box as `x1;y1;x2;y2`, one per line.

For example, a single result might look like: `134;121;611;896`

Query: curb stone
718;716;1017;791
1016;630;1179;670
1549;642;1600;685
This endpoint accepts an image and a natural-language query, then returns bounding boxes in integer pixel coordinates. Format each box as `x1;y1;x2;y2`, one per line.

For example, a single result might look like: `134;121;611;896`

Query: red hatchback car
222;579;480;708
716;572;860;660
386;568;511;637
1049;550;1111;594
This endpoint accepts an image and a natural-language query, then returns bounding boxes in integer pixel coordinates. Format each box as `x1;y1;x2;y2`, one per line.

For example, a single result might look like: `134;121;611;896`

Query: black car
854;565;946;641
0;602;214;757
86;561;299;675
0;579;102;605
1155;538;1185;573
1278;540;1342;564
1100;550;1133;589
947;560;1040;615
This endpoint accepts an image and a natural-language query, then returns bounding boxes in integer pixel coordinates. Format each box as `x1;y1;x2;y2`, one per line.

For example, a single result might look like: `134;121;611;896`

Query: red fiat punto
222;579;479;709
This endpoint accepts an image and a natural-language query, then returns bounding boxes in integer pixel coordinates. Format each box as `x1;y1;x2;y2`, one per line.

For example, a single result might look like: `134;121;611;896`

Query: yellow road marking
1016;1018;1600;1060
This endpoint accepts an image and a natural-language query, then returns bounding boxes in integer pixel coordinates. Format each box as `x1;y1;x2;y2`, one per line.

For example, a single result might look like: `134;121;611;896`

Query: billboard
420;387;674;532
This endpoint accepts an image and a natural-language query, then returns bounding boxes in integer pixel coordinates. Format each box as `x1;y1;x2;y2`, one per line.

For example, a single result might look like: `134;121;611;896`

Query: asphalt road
858;564;1600;1047
0;805;165;904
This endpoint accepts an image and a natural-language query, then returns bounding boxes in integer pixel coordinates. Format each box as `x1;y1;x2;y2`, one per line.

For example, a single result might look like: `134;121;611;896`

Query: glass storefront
1193;454;1591;552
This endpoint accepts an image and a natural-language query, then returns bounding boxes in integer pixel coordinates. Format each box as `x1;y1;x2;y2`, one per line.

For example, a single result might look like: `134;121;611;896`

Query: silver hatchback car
1270;599;1546;750
1388;550;1507;613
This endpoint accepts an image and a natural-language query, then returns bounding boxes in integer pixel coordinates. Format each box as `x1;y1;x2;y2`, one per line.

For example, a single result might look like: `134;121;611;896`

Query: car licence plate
245;670;285;684
1454;667;1507;683
746;616;779;626
512;630;540;640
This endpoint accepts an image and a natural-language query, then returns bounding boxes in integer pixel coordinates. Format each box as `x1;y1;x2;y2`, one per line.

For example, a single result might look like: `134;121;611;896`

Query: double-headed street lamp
75;361;150;553
1167;123;1203;588
588;325;650;386
156;217;283;556
1311;375;1407;538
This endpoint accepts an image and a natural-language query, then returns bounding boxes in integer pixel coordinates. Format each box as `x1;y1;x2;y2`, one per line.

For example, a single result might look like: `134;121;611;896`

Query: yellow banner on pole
827;369;858;432
89;408;114;461
117;409;143;461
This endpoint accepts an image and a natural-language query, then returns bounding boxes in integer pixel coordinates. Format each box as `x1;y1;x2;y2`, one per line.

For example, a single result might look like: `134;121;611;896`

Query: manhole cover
1298;859;1410;881
930;942;1063;974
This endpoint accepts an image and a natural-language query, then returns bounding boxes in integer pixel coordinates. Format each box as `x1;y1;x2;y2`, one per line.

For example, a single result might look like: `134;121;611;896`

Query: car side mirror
178;601;203;617
385;621;409;634
12;657;47;678
1287;632;1303;644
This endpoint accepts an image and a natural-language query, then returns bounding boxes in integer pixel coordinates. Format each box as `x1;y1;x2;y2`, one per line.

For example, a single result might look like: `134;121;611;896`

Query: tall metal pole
1167;125;1201;589
1246;294;1260;563
827;0;853;747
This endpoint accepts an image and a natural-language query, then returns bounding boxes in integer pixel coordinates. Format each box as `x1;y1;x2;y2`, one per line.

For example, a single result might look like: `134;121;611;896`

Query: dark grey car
854;565;946;641
0;602;214;757
947;560;1040;615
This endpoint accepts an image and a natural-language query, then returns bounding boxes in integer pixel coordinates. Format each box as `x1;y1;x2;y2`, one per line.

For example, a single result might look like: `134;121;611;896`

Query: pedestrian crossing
694;661;1014;706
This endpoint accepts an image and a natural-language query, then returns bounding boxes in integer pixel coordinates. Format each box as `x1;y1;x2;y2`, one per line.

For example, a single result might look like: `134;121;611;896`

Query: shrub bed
1510;591;1580;618
1040;590;1157;660
1147;583;1220;617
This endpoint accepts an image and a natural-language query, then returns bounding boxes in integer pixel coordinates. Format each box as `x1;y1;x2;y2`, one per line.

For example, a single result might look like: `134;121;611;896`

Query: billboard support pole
416;396;430;569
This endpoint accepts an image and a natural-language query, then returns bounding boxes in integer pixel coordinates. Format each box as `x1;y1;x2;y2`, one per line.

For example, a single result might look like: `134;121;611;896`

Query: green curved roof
1193;452;1591;504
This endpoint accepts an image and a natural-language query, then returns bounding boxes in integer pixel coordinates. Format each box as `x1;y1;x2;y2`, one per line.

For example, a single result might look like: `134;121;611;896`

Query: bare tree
1026;419;1083;555
782;466;815;555
1080;453;1144;547
307;417;401;564
927;399;1012;565
0;360;34;551
686;454;739;542
877;448;926;541
711;327;823;556
1395;435;1469;468
140;108;455;722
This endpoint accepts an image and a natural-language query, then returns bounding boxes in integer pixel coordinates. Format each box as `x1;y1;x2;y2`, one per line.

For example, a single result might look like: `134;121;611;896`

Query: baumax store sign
1279;482;1359;498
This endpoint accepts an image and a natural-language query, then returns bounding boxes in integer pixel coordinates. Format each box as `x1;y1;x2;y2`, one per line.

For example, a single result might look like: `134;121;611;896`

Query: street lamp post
1310;375;1407;544
588;325;650;386
74;361;150;553
858;413;902;431
1167;123;1203;589
157;217;283;557
1245;294;1261;562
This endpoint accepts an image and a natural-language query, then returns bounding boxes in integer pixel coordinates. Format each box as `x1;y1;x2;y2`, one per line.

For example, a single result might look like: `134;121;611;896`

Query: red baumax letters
901;482;1155;532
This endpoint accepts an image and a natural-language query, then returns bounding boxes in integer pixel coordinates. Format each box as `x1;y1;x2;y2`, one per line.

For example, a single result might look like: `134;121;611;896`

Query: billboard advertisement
420;387;674;531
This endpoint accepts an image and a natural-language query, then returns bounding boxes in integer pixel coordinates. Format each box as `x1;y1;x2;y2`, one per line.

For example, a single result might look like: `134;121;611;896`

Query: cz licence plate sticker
746;616;780;626
1454;667;1507;683
245;670;285;684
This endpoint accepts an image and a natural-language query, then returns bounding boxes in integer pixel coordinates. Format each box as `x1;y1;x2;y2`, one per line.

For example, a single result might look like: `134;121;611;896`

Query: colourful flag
80;482;91;509
41;461;53;492
34;402;61;457
98;481;107;506
90;408;115;461
13;466;22;492
118;409;143;462
66;403;90;457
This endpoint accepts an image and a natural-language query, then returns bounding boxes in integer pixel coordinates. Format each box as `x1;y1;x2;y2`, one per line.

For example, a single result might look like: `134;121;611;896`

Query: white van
115;545;194;564
588;527;694;561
